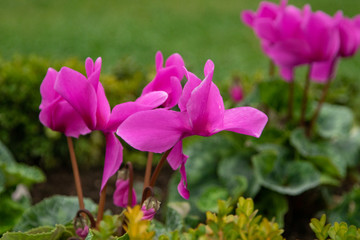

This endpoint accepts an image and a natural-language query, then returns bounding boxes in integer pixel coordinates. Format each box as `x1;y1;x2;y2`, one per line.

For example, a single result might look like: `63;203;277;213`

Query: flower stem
66;137;85;210
126;162;134;207
287;80;294;120
96;184;107;228
141;186;154;205
143;152;153;190
149;149;172;187
269;60;275;78
300;65;312;126
307;78;332;136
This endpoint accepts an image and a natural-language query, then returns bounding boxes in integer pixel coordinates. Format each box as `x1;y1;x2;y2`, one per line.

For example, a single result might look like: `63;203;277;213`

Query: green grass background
0;0;359;81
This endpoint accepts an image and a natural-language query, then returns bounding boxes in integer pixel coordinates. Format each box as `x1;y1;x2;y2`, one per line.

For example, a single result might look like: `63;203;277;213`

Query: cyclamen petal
101;133;123;192
39;99;91;138
55;67;98;130
39;68;59;108
177;162;190;200
106;91;168;132
186;60;225;135
117;109;189;153
141;51;185;108
113;179;137;208
215;107;268;138
167;141;188;170
141;206;156;220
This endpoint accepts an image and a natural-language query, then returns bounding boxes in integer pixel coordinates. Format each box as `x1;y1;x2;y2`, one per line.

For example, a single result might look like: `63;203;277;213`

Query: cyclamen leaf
13;195;97;232
0;224;71;240
316;103;354;139
252;151;321;195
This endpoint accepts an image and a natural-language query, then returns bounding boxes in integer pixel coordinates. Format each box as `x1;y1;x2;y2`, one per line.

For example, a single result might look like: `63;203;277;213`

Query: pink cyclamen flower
117;60;268;199
76;225;89;239
242;1;341;83
311;12;360;82
39;57;168;192
113;179;137;208
141;51;185;108
39;68;91;138
229;84;244;103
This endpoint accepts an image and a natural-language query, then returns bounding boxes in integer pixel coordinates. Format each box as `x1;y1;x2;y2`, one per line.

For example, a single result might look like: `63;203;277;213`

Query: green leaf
4;163;46;187
0;140;16;165
252;151;321;195
316;103;354;139
195;186;229;213
0;195;26;234
218;154;259;198
255;190;288;227
166;206;184;232
327;187;360;226
1;224;72;240
13;195;97;232
290;128;347;177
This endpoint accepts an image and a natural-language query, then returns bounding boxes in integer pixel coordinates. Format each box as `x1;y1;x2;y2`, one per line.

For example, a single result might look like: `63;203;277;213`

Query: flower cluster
39;51;267;221
241;0;360;82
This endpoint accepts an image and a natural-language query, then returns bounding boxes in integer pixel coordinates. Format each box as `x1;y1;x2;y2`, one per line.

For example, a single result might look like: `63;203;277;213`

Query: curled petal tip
204;59;215;76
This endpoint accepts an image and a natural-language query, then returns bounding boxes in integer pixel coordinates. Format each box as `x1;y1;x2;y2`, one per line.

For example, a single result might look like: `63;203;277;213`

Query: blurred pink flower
117;60;268;199
241;1;345;83
229;84;244;103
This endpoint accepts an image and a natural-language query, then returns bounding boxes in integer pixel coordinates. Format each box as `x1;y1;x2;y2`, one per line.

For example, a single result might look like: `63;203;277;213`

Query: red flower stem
143;152;153;190
96;184;107;228
269;59;275;78
149;149;172;188
126;162;134;207
66;137;85;210
300;65;312;126
307;78;332;135
287;80;294;120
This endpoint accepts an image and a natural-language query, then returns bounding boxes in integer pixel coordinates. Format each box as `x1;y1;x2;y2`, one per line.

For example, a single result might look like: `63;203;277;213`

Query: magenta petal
117;109;188;153
101;133;123;192
214;107;268;138
241;10;256;27
95;83;111;131
40;68;59;109
279;66;294;82
310;59;337;83
113;179;137;208
39;99;90;138
165;53;185;69
135;91;168;107
55;67;98;130
178;70;202;112
155;51;164;71
167;141;188;170
141;206;156;220
177;162;190;200
203;59;214;77
106;91;168;132
85;58;94;79
186;61;225;135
